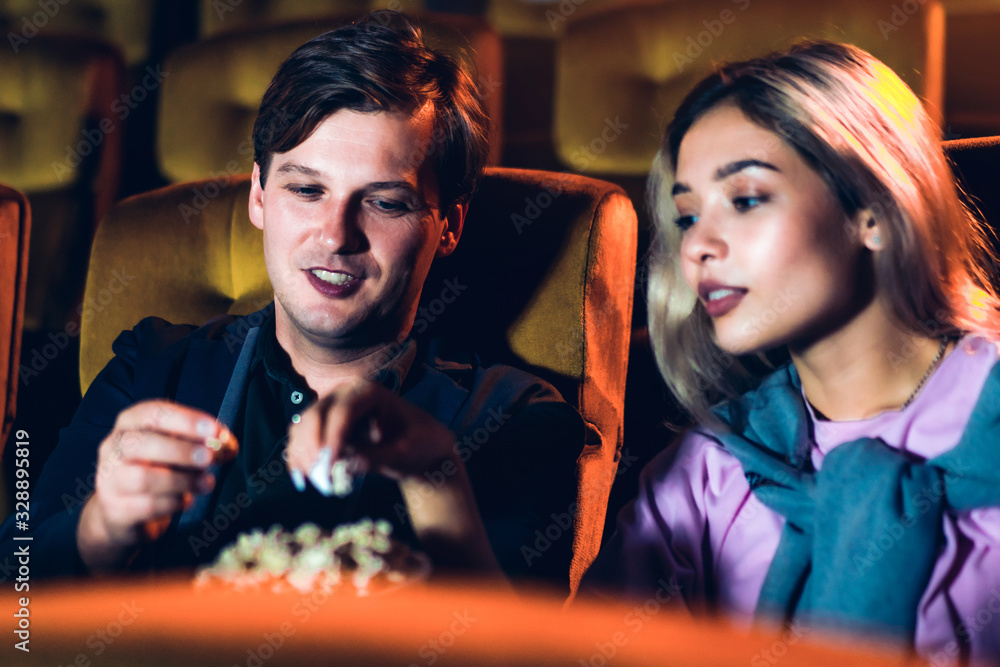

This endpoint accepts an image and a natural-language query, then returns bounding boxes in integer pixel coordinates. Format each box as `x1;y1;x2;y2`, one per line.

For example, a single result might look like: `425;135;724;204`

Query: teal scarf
708;357;1000;641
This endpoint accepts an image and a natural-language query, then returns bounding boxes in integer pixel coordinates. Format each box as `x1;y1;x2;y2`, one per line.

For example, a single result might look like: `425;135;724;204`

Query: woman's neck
789;298;951;421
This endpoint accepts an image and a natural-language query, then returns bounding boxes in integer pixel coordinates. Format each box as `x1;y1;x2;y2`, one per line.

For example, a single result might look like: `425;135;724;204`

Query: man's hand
286;378;503;575
285;378;456;484
77;400;237;572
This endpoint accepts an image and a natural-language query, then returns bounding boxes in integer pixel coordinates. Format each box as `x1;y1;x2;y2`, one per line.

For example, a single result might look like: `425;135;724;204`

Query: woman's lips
699;282;748;318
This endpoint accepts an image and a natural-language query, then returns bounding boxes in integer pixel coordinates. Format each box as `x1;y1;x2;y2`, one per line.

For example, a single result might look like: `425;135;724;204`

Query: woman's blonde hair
647;40;1000;426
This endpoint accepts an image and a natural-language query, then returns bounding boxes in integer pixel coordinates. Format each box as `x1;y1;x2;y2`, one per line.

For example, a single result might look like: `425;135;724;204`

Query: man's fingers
113;493;189;524
114;400;228;442
105;463;214;497
321;381;385;453
109;431;215;470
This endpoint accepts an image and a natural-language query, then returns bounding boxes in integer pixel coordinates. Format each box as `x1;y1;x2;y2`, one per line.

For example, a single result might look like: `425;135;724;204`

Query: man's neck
273;310;407;397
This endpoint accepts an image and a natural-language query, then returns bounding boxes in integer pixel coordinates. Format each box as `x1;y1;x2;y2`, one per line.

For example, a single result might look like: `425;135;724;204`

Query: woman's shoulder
641;425;750;501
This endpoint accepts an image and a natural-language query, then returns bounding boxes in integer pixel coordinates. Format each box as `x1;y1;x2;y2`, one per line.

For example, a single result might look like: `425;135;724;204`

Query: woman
586;41;1000;662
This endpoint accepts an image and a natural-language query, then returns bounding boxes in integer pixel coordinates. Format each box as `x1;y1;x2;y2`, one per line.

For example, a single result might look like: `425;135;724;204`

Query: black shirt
12;307;583;588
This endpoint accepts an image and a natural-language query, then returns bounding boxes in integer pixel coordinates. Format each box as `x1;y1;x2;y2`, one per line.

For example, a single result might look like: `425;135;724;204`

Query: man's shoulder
419;340;566;405
120;305;274;358
408;339;579;436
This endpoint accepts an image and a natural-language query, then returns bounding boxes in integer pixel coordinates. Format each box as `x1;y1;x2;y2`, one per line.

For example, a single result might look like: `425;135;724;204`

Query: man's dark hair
252;10;490;209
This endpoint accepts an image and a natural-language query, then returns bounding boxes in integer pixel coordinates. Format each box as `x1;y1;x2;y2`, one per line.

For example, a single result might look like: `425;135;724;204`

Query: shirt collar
250;310;418;393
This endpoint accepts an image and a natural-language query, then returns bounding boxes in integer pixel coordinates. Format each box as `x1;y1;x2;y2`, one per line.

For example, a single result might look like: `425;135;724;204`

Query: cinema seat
198;0;394;37
554;0;945;178
0;34;126;332
0;184;29;454
157;12;504;182
0;0;155;66
80;167;637;596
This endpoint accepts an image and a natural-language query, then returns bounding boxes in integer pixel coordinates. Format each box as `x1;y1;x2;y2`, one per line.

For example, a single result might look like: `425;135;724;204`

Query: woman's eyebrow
714;158;780;180
672;158;781;197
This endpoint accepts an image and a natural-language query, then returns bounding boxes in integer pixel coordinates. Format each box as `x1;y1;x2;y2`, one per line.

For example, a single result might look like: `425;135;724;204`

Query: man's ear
435;200;467;258
249;163;265;231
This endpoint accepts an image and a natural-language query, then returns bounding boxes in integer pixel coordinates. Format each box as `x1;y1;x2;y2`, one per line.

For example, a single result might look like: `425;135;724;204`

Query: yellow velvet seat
554;0;946;177
80;167;637;595
0;0;155;66
0;183;30;453
157;12;504;183
198;0;407;37
0;34;125;332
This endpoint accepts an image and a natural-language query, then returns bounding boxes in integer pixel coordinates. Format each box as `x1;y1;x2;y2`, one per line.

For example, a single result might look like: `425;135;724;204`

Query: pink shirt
597;336;1000;663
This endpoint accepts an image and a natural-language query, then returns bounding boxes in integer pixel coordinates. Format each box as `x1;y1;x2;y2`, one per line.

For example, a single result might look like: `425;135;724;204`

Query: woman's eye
674;214;698;231
733;195;768;212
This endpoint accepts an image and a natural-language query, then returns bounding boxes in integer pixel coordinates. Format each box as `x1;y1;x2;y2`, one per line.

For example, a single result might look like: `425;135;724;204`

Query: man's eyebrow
367;181;418;192
274;162;323;178
672;158;780;196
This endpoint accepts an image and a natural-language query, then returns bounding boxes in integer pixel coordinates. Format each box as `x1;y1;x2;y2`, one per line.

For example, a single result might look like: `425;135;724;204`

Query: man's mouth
310;269;357;286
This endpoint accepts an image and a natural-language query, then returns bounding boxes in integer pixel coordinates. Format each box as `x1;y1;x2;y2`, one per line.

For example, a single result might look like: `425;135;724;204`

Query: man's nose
317;198;364;252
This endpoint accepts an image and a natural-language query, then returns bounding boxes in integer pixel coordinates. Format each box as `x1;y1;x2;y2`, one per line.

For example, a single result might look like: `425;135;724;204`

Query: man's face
249;105;464;351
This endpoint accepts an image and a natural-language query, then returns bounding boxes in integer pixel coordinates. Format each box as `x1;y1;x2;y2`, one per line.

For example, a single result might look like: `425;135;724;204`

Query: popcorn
195;520;430;596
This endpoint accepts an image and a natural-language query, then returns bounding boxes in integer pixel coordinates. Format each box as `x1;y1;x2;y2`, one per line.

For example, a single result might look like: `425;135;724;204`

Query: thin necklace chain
899;337;950;410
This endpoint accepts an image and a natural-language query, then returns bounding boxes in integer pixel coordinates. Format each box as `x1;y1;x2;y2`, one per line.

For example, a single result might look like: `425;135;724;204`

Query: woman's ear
855;208;882;251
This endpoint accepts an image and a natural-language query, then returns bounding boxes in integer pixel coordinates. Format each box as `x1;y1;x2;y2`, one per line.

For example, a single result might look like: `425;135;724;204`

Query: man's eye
287;185;322;198
370;199;411;214
674;214;698;231
733;195;768;212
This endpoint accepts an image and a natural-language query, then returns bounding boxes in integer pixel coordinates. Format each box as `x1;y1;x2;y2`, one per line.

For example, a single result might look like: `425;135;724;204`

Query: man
8;11;581;587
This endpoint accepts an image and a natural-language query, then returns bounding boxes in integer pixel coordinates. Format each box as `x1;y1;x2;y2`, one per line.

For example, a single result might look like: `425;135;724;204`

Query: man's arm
0;319;230;577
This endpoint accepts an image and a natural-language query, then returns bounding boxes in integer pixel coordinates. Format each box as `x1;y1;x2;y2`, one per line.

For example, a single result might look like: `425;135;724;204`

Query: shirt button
291;413;301;424
290;391;304;404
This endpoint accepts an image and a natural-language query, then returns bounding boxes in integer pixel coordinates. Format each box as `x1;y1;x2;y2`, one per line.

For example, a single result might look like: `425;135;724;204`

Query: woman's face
673;103;871;355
